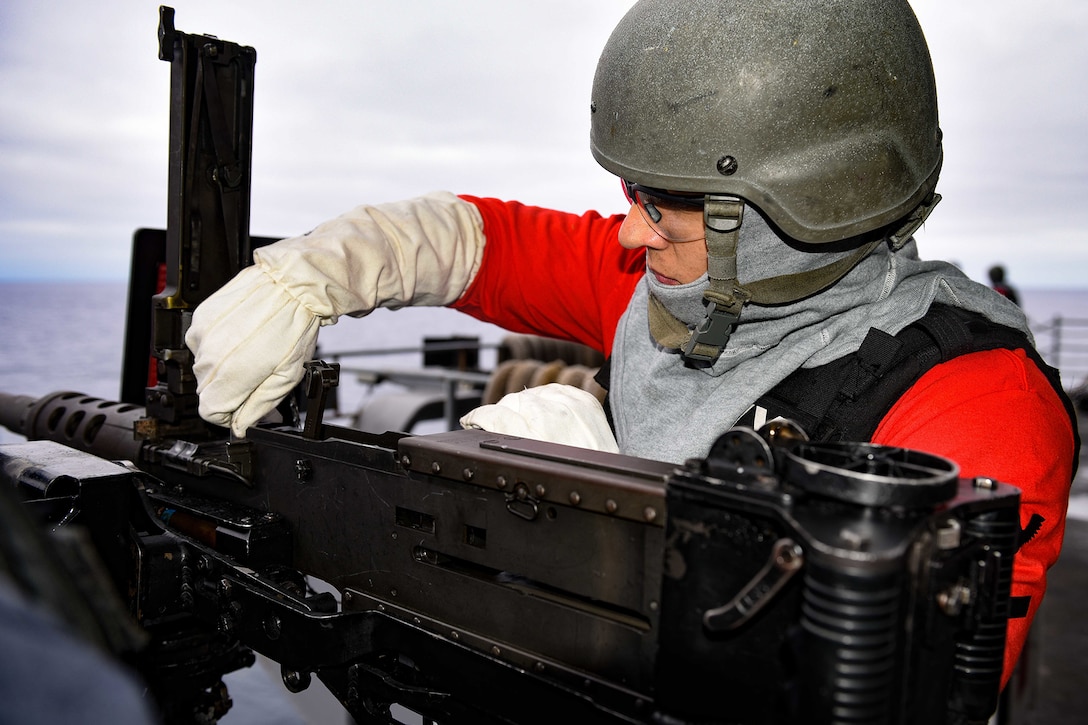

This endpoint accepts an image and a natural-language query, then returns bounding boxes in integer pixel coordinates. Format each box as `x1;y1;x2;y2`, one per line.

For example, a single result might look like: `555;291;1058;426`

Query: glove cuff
254;191;485;318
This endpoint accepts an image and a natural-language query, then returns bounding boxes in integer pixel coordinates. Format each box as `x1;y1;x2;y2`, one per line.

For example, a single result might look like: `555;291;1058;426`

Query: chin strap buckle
682;289;750;364
678;196;750;365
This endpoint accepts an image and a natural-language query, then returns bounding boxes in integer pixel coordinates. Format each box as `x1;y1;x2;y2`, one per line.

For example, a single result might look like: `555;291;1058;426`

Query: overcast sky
1;0;1086;288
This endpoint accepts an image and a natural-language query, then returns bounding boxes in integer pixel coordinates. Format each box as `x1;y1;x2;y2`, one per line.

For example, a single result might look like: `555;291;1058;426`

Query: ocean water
0;280;508;444
1;279;1084;411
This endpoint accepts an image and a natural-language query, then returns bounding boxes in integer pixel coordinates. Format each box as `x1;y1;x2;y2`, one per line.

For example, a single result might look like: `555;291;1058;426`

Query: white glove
460;383;619;453
186;191;485;437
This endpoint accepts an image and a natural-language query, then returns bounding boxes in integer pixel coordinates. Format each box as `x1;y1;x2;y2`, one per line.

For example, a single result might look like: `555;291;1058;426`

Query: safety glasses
622;180;706;243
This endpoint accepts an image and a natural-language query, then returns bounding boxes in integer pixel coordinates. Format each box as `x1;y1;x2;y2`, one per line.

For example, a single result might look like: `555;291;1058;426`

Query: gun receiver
1;392;1018;724
0;7;1020;725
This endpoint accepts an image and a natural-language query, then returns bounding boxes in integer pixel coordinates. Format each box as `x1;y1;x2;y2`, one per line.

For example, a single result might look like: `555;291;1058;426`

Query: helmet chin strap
647;193;942;366
685;196;750;363
647;195;750;364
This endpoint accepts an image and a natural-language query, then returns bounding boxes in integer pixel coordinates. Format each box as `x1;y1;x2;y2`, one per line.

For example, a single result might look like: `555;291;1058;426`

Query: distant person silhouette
988;264;1021;306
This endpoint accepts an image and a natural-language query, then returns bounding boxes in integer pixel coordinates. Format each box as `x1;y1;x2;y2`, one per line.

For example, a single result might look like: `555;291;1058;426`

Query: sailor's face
619;203;707;285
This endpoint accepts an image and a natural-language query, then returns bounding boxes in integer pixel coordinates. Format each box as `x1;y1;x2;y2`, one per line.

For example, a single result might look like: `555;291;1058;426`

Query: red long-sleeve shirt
452;196;1076;686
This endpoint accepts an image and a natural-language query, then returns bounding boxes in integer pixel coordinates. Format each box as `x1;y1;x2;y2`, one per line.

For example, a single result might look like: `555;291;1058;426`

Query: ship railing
1030;315;1088;393
318;338;501;432
316;317;1088;435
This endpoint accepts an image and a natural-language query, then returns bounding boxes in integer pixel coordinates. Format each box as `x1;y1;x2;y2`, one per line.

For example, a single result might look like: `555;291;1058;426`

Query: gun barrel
0;390;145;462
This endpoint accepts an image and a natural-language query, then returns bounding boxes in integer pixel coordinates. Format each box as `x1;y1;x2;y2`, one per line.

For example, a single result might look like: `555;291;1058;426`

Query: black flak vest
598;303;1081;618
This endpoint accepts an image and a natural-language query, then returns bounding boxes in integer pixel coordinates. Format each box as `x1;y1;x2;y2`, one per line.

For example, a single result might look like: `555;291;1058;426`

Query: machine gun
0;8;1019;725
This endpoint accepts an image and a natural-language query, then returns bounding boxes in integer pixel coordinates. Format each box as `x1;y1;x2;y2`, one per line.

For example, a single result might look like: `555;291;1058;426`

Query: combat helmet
591;0;943;363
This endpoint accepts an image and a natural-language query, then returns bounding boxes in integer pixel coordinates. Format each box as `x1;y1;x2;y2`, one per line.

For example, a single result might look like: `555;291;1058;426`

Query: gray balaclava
608;208;1031;463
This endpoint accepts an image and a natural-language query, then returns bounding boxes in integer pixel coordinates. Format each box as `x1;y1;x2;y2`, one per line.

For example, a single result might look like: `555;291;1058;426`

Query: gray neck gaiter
609;209;1031;464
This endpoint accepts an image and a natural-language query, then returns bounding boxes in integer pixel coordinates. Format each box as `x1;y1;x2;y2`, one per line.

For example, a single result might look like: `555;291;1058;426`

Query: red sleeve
450;195;643;355
871;348;1076;687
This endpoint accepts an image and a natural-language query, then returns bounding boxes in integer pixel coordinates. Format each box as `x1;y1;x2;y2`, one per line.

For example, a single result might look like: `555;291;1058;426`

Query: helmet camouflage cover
590;0;942;244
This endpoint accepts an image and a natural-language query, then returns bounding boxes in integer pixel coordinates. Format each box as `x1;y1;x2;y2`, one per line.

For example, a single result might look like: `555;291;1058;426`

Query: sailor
186;0;1078;688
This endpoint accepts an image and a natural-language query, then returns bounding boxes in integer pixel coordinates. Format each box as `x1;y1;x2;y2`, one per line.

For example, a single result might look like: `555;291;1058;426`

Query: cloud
909;0;1088;285
2;0;1086;286
0;0;634;279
